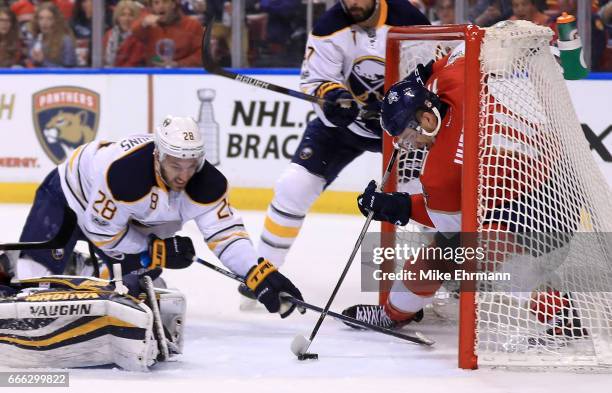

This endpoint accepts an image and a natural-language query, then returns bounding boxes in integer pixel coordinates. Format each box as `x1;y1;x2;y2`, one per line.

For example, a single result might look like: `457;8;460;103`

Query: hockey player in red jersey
342;51;587;341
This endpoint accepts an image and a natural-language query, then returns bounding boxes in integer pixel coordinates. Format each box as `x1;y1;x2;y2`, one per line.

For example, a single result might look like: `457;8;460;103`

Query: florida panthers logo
347;56;385;104
32;87;100;164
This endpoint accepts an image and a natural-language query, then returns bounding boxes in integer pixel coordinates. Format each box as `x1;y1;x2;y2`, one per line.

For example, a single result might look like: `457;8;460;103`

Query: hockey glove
357;180;412;226
246;258;305;318
122;267;163;298
321;86;359;127
146;235;195;270
405;60;434;86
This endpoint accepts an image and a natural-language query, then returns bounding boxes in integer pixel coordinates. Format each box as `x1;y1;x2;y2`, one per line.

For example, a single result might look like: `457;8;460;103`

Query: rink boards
0;69;609;213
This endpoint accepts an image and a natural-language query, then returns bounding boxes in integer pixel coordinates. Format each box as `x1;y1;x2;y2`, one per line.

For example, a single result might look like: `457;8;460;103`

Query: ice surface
0;204;609;393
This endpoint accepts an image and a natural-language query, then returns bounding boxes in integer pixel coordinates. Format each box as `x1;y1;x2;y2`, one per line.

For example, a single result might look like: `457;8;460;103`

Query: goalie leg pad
0;286;159;371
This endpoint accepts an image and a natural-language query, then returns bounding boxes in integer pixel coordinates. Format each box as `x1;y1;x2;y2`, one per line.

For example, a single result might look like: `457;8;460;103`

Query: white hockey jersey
58;135;258;276
300;0;429;138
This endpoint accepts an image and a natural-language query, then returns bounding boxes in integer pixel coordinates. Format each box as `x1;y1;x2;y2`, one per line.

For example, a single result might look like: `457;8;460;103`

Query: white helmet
155;115;205;171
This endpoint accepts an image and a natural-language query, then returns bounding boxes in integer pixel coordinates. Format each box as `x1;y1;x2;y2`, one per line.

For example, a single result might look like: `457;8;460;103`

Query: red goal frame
381;25;485;370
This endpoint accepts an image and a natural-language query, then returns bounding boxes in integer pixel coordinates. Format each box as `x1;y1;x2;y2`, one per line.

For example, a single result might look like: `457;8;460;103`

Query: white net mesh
391;21;612;368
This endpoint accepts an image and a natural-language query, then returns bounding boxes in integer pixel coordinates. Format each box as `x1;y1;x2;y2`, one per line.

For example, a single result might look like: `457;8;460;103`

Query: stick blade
290;335;311;356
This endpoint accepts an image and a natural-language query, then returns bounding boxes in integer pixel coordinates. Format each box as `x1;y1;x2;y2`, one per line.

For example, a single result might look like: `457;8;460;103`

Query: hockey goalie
0;265;185;371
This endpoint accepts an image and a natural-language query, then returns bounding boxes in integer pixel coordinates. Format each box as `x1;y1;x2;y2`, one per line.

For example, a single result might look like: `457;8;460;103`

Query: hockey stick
194;256;433;347
291;148;402;359
0;207;76;251
142;275;170;361
200;14;379;120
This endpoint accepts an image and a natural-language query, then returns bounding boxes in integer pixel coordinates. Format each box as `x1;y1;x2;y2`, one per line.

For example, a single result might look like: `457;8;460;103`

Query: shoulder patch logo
32;86;100;164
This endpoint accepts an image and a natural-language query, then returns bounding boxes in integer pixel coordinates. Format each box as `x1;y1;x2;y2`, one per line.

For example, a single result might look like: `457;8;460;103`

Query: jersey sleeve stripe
207;231;250;250
63;164;86;211
90;228;127;248
216;237;251;260
205;223;246;242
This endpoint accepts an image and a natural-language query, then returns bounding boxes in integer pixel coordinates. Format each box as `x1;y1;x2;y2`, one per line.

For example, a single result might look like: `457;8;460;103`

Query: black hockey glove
322;87;359;127
148;235;195;269
122;267;163;298
246;258;305;318
405;60;434;86
357;180;412;226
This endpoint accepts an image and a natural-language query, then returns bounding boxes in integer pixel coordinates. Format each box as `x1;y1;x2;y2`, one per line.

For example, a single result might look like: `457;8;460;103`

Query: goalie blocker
0;275;185;371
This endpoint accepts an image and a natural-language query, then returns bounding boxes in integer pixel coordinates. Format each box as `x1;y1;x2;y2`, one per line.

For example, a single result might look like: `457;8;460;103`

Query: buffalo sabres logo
32;86;100;164
347;56;385;105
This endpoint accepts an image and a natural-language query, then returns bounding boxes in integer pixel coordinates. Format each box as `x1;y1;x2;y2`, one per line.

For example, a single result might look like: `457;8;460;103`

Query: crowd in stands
0;0;609;70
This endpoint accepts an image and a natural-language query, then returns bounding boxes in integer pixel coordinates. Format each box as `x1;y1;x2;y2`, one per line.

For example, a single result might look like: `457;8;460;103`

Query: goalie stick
194;256;434;347
0;207;76;251
200;14;379;120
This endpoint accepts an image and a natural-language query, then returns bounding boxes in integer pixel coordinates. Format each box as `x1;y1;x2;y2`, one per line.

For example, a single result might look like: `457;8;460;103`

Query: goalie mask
380;79;443;149
154;116;206;171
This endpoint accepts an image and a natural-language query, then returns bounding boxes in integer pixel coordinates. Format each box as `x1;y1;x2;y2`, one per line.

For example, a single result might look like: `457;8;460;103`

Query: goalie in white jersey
13;116;303;318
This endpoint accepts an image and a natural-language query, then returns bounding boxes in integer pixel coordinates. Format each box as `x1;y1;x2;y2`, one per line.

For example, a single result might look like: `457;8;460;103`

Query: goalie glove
357;180;412;226
245;258;305;318
121;267;163;298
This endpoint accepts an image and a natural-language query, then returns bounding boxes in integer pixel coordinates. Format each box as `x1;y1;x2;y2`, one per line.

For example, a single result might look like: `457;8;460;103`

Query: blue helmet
380;79;443;137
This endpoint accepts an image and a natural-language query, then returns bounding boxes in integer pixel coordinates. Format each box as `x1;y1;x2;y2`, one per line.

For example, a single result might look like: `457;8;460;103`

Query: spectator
0;6;22;67
433;0;455;24
10;1;73;21
70;0;93;66
600;0;611;70
180;0;206;23
258;0;301;54
131;0;203;67
470;0;513;26
10;1;35;24
205;0;225;20
104;0;145;66
69;0;111;66
509;0;552;25
27;2;76;67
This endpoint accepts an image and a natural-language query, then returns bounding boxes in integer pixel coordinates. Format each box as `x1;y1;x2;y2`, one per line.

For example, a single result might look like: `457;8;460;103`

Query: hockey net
382;22;612;369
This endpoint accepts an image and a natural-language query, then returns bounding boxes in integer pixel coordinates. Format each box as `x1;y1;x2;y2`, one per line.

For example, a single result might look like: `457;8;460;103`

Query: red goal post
382;24;483;369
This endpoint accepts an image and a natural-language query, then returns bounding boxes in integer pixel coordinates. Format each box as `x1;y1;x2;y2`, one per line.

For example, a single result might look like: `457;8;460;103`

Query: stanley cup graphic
196;89;220;166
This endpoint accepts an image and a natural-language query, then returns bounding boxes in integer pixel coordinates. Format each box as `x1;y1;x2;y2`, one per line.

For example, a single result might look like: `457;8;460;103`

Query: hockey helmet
155;116;206;171
380;79;443;139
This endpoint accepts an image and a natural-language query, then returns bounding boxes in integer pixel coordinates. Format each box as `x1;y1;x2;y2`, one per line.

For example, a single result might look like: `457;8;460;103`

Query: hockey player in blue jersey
256;0;430;270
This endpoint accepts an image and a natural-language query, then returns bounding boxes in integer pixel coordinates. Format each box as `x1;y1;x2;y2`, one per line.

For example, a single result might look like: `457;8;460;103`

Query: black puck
297;353;318;361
